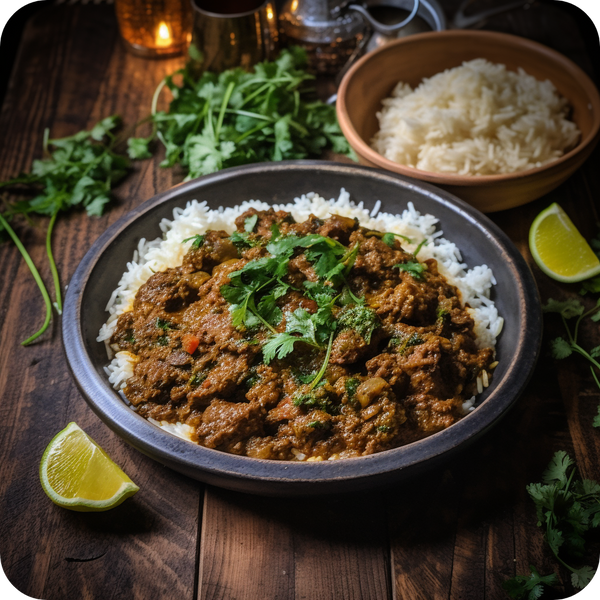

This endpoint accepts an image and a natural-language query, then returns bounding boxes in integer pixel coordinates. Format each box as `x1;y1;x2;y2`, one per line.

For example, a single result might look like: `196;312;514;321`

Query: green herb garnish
0;117;129;344
381;232;413;247
182;234;205;249
503;451;600;597
128;48;355;180
336;305;379;343
394;261;427;280
543;298;600;426
503;566;558;599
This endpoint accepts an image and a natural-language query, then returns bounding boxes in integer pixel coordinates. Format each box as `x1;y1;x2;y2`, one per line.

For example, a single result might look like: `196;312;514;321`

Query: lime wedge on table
529;203;600;283
40;422;139;512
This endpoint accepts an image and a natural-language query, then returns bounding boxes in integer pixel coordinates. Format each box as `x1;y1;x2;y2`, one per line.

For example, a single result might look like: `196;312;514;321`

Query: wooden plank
199;487;390;600
0;6;201;599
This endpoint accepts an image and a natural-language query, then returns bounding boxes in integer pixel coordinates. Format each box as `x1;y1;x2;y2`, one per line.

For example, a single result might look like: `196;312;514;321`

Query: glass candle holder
115;0;193;58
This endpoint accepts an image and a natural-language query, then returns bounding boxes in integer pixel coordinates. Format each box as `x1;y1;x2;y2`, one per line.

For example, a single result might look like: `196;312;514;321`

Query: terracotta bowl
336;30;600;213
62;161;541;496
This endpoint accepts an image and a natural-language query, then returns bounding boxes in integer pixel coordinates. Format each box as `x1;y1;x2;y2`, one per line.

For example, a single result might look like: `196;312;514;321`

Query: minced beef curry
111;209;495;461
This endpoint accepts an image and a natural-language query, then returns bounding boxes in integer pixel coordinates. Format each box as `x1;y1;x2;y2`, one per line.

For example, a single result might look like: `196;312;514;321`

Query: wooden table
1;2;599;599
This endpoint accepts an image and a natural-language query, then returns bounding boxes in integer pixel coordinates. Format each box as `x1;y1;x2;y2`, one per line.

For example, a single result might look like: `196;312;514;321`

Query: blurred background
0;0;600;108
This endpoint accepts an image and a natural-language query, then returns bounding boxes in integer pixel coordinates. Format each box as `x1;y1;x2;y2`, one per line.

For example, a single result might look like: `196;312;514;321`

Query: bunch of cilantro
0;117;129;344
503;451;600;599
127;47;355;178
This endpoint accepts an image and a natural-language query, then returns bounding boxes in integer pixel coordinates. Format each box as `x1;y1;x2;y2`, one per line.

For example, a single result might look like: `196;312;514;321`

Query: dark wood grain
0;6;199;600
1;2;599;599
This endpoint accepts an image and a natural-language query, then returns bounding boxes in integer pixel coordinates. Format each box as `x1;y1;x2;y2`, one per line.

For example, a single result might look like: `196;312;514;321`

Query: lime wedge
39;422;139;512
529;203;600;283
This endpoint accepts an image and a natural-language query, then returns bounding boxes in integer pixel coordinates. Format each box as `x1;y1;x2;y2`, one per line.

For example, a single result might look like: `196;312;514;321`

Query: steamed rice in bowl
97;190;503;455
371;58;581;176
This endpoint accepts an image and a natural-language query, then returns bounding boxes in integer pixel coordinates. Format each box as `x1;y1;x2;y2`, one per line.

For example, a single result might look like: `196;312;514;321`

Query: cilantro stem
571;345;600;371
309;332;334;391
216;82;235;140
413;238;428;257
46;210;62;314
574;304;600;343
151;77;168;117
590;365;600;390
225;109;273;122
0;213;52;345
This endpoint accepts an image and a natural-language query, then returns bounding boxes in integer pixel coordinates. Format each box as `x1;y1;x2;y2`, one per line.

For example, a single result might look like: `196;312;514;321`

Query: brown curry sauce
111;209;494;461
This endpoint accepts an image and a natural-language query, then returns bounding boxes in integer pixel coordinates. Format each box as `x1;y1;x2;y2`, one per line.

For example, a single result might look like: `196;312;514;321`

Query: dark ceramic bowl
62;161;541;496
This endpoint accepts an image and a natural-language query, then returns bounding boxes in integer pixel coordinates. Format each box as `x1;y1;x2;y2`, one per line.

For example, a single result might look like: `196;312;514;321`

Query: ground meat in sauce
111;209;496;460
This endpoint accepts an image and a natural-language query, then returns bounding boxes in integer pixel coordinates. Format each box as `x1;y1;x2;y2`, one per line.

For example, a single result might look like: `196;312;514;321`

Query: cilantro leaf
571;566;595;589
262;333;299;363
542;298;585;319
542;450;574;485
394;261;427;280
503;565;558;600
127;137;153;160
182;234;205;249
382;232;413;247
244;214;258;233
550;337;572;359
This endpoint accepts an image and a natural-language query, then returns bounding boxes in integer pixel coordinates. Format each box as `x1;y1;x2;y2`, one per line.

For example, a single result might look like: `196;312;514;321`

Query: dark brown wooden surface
1;2;599;599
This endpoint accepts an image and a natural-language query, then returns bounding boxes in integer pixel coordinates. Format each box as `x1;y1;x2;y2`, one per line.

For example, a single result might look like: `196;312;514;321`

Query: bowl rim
336;29;600;186
62;160;542;494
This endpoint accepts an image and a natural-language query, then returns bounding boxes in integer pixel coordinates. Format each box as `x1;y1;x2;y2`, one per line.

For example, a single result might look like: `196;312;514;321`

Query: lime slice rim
529;202;600;283
39;422;139;511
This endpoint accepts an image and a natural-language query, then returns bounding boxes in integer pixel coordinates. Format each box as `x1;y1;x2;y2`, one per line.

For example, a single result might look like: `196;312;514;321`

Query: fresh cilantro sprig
504;451;600;597
381;232;413;247
128;48;355;179
543;298;600;426
503;566;558;599
0;116;129;344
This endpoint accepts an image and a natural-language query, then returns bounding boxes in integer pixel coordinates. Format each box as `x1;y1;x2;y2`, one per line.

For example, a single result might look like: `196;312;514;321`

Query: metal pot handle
347;0;420;35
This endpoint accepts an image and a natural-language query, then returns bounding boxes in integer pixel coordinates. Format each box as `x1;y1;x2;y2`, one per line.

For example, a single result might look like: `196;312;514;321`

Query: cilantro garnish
182;234;205;249
504;451;600;597
336;305;379;343
394;261;427;280
0;116;129;344
293;391;338;415
543;297;600;426
156;318;173;331
381;232;413;247
244;214;258;233
345;377;360;401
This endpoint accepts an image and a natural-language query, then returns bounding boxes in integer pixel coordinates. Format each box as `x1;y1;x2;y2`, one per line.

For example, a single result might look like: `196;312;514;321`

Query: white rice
371;58;580;175
99;189;503;439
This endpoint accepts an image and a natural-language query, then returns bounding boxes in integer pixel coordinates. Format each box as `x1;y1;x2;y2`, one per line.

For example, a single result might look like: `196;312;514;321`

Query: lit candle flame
155;21;172;48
